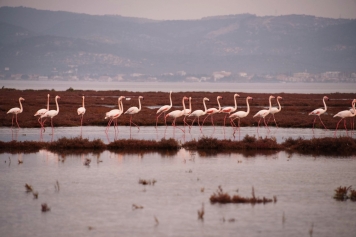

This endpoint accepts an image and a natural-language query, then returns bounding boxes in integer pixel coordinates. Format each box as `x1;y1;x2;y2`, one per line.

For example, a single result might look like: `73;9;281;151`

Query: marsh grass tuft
108;138;179;150
197;203;205;221
139;179;157;186
41;203;50;212
132;204;144;210
334;186;353;201
210;186;276;205
25;183;33;192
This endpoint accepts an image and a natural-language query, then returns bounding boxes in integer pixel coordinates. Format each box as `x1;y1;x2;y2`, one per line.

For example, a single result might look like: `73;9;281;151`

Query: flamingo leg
312;117;317;130
202;115;210;126
51;118;54;135
343;119;348;137
15;114;20;128
172;118;184;133
318;116;327;130
130;116;140;130
106;118;113;133
263;117;270;131
238;119;241;140
334;118;343;137
211;115;215;127
191;118;196;127
257;118;261;132
155;112;163;128
223;114;228;127
272;114;278;128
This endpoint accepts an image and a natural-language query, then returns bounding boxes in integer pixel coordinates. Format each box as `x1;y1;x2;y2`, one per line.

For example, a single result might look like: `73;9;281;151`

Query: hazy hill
0;6;355;75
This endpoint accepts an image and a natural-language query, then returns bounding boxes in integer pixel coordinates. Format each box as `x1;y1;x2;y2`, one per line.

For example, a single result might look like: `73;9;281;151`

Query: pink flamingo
202;96;223;126
7;97;25;128
309;96;329;130
333;99;356;137
156;91;172;127
229;96;253;137
220;94;239;127
165;96;188;132
34;94;49;131
77;96;86;127
267;96;282;127
41;95;60;134
188;97;209;130
105;96;125;133
124;96;144;130
182;97;192;127
253;95;275;132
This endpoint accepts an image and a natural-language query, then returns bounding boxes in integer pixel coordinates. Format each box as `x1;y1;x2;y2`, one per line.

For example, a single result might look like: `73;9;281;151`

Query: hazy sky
0;0;355;20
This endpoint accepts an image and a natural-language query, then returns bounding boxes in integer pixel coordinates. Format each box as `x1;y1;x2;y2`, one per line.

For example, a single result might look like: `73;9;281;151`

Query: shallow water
0;149;355;237
0;125;349;144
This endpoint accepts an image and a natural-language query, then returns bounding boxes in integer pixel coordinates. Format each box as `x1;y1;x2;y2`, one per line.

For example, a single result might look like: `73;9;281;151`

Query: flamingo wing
157;105;171;114
125;107;139;115
77;107;86;115
34;108;48;116
7;107;21;114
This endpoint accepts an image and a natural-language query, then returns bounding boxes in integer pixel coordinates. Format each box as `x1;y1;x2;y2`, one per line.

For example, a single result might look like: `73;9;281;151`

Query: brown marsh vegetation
1;88;355;130
333;186;356;201
1;136;356;155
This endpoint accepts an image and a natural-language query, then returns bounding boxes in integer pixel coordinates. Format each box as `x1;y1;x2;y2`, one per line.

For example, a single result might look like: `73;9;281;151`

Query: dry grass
334;186;353;201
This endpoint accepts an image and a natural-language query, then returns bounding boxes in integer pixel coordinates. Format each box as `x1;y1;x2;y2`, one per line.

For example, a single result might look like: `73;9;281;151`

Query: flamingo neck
203;99;208;112
246;98;250;114
233;95;238;111
55;97;59;113
138;97;142;111
19;98;23;112
169;92;172;107
217;97;221;111
323;97;327;111
189;98;192;111
82;97;85;108
47;95;49;110
118;98;121;111
269;97;273;109
120;99;124;112
182;97;186;113
276;98;281;112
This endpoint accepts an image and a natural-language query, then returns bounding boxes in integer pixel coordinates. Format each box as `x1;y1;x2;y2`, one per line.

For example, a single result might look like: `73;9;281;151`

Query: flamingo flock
5;92;356;138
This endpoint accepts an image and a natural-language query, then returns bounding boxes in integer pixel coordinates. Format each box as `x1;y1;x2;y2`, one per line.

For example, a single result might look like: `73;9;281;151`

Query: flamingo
309;96;329;130
188;97;209;130
105;96;125;132
41;95;60;134
156;91;172;127
7;97;25;128
34;94;49;130
202;96;223;126
267;96;283;127
124;96;144;130
182;97;192;127
253;95;275;132
77;96;86;127
229;96;253;136
333;99;356;137
165;96;188;132
220;94;239;127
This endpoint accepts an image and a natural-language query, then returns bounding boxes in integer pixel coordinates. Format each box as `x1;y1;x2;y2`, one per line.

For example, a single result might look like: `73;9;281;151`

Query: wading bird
34;94;49;130
188;97;209;130
165;96;188;132
41;95;60;134
156;91;172;127
105;96;125;132
309;96;329;130
7;97;25;128
229;96;253;136
125;96;144;130
77;96;86;127
333;99;356;137
182;97;192;127
253;95;275;132
220;94;239;127
202;96;223;126
267;96;283;127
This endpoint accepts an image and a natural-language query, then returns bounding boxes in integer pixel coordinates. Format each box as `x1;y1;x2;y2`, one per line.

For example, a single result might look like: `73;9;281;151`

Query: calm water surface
1;81;355;93
0;149;355;237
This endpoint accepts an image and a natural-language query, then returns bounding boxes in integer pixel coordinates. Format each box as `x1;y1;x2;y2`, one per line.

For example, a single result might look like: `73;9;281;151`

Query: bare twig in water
132;204;144;210
138;179;157;186
84;158;91;166
154;216;159;226
25;183;33;192
32;191;39;199
197;203;204;221
55;180;60;192
41;203;50;212
309;222;314;237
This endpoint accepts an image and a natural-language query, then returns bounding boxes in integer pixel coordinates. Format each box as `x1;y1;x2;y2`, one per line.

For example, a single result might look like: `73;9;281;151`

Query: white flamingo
188;97;209;130
253;95;275;132
220;94;239;127
7;97;25;128
229;96;253;135
165;96;188;132
41;95;60;134
202;96;223;126
333;99;356;137
156;91;172;127
105;96;125;132
309;96;329;130
34;94;49;130
77;96;86;127
124;96;144;130
182;97;192;127
267;96;283;127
